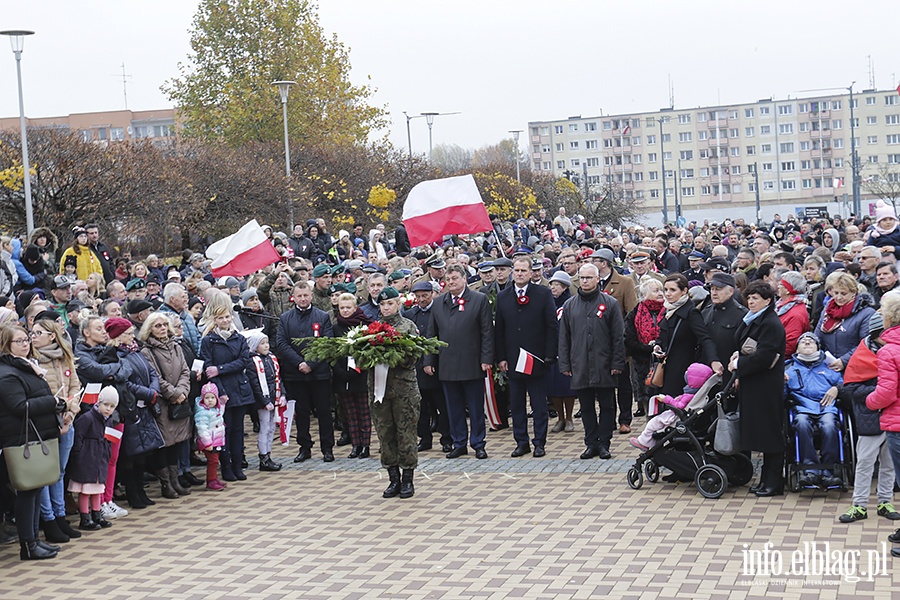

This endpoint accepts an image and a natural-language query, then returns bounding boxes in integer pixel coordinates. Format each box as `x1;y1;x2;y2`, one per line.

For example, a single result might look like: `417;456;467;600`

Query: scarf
821;298;855;334
336;308;371;328
742;305;768;325
215;327;233;340
252;354;280;399
875;221;898;236
635;299;663;345
577;287;600;302
775;296;801;317
795;350;821;364
663;294;689;319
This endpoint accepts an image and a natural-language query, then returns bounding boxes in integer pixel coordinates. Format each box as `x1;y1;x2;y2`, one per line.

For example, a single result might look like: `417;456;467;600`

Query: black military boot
399;469;415;499
383;466;401;498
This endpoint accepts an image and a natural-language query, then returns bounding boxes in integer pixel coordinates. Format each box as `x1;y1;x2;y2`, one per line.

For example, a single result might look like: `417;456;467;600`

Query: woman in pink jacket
866;289;900;558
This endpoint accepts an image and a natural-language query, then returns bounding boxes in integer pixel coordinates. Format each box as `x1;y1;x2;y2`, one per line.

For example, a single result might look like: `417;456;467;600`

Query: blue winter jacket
784;352;843;416
11;239;43;291
814;293;876;368
199;331;254;407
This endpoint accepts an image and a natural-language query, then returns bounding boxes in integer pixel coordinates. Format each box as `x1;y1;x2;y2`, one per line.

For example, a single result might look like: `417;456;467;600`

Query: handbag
3;402;60;491
714;404;741;456
646;318;681;389
168;400;192;421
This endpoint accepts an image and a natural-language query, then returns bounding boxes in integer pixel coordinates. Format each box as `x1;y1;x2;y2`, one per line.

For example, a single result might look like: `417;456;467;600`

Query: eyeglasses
30;330;50;338
151;322;169;329
11;338;31;346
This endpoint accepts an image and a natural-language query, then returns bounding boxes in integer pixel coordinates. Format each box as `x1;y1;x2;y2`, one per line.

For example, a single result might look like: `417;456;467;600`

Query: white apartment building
528;88;900;224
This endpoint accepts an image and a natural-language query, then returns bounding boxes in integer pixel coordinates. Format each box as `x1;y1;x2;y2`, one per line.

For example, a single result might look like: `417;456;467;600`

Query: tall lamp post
421;111;460;159
273;80;296;231
1;30;35;236
509;129;522;183
403;111;426;162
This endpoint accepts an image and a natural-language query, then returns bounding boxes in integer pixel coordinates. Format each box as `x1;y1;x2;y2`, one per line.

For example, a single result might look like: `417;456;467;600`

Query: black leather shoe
359;446;370;458
417;441;432;452
799;472;820;488
323;451;335;463
336;431;352;447
888;529;900;544
597;448;612;459
348;446;361;459
293;449;311;463
36;540;60;552
891;547;900;558
533;446;546;458
749;480;763;494
475;448;488;460
754;486;784;497
184;471;203;486
441;443;453;453
446;446;468;458
510;445;531;457
634;408;646;417
580;447;599;459
190;453;207;467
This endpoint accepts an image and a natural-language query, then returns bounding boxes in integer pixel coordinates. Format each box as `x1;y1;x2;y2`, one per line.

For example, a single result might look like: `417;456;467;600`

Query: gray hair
637;276;664;301
163;282;186;303
780;270;807;295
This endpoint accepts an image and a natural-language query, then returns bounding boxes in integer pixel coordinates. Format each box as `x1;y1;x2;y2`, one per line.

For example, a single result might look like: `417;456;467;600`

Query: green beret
344;282;358;295
388;271;407;281
330;265;345;276
125;278;146;291
312;264;331;278
376;287;400;303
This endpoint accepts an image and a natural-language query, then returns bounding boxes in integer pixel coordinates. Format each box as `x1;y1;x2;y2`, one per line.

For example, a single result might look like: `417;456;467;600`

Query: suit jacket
603;270;638;317
426;287;494;381
495;284;558;379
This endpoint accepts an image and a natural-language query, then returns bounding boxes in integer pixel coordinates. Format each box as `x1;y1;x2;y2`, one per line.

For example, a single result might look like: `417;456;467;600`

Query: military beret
125;278;146;291
388;271;407;281
376;287;401;303
311;264;331;278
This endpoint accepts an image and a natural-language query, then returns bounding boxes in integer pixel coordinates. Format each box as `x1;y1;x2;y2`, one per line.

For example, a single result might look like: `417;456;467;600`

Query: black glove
55;397;67;414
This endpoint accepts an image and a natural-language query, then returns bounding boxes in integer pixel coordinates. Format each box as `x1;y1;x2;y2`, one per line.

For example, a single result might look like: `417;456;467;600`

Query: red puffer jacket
866;326;900;432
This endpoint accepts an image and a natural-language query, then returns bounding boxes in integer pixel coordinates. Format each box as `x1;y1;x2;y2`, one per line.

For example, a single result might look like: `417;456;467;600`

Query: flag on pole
833;177;844;189
278;399;296;446
104;426;123;443
81;383;102;405
402;175;494;247
206;219;281;278
514;348;544;375
621;125;631;137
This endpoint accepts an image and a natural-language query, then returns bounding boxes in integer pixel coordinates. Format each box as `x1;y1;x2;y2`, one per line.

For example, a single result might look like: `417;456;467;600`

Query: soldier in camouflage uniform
311;264;333;313
369;286;422;499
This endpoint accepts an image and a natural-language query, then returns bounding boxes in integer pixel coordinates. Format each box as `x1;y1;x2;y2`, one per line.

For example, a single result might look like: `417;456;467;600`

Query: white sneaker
101;501;128;519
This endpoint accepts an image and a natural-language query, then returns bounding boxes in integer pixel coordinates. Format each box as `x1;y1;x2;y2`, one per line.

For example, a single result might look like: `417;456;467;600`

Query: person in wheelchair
784;332;844;488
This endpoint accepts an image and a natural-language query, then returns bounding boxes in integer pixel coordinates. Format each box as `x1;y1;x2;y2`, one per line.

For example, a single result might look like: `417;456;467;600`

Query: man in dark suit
425;264;494;459
495;257;558;457
404;280;451;453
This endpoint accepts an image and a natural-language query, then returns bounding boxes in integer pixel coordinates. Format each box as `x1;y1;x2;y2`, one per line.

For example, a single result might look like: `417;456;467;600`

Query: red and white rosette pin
457;298;466;312
517;295;529;306
439;280;446;290
596;304;606;318
312;322;321;337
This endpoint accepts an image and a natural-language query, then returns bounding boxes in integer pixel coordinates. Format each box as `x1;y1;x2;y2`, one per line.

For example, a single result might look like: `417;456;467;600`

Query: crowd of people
5;200;900;560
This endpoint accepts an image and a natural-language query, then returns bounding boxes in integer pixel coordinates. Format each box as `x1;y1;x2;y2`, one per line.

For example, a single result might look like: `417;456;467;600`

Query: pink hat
875;200;897;224
104;317;133;340
201;382;219;399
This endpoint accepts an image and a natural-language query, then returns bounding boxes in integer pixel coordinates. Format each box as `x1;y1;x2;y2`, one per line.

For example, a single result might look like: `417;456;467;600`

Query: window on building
554;125;563;134
541;144;551;153
760;106;770;115
602;121;612;130
730;110;739;120
648;153;657;163
697;112;707;122
585;122;597;131
732;165;742;175
802;179;812;189
679;132;692;143
662;133;671;143
760;125;771;135
79;129;92;142
887;115;900;125
780;142;795;153
700;167;709;177
832;119;842;130
570;159;580;166
555;143;564;151
762;180;774;190
781;161;795;171
746;145;756;155
557;160;565;169
730;147;740;156
745;127;755;137
631;136;640;146
650;189;660;198
745;108;755;118
761;144;772;153
633;154;642;164
680;168;694;178
646;134;656;145
889;155;900;164
634;172;643;182
662;151;672;160
831;101;842;110
800;141;810;151
779;123;794;135
542;161;551;170
133;126;148;139
586;140;598;149
586;157;600;167
682;187;695;196
678;114;691;124
534;162;541;170
869;155;879;164
701;185;712;195
887;134;900;145
762;162;773;171
570;141;579;150
799;122;810;132
782;179;796;190
833;139;844;148
540;126;549;135
680;150;693;160
801;160;811;169
568;124;578;132
778;105;793;115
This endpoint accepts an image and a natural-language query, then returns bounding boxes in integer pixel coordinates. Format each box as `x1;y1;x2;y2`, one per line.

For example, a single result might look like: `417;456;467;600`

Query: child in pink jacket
630;363;714;450
194;382;227;491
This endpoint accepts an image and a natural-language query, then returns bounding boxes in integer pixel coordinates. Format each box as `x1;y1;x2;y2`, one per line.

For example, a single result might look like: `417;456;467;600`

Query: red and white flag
81;383;102;405
483;368;503;429
514;348;543;375
621;125;631;136
402;175;494;247
104;426;123;443
206;219;281;278
278;399;296;446
833;177;844;189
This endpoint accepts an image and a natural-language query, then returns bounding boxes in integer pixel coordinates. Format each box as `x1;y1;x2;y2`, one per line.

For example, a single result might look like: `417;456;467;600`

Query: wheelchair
784;404;856;493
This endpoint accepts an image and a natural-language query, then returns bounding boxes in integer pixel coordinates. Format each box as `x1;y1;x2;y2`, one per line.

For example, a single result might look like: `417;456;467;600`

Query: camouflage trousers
369;369;421;470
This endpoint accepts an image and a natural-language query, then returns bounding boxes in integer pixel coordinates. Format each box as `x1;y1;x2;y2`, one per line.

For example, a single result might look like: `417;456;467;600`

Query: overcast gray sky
2;0;897;156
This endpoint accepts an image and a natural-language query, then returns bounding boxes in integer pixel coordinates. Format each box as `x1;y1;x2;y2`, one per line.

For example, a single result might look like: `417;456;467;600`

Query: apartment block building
0;108;177;147
528;89;900;224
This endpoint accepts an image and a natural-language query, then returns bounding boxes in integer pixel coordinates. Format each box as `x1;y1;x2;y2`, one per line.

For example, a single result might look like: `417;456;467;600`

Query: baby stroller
626;372;754;499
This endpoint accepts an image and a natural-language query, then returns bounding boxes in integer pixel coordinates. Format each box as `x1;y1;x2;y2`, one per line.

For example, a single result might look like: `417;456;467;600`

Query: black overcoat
656;301;717;396
494;284;558;379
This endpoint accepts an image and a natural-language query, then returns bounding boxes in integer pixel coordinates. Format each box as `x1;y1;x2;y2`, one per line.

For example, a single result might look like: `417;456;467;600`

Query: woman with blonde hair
140;313;192;495
32;318;83;543
814;271;876;372
85;272;106;300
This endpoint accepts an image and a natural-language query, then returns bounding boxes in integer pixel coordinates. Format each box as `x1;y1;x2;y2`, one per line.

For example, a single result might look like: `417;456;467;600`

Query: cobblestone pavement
1;412;897;599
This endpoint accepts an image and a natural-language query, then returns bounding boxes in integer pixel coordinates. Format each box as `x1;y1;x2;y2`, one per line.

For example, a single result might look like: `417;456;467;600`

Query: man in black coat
394;224;411;256
275;280;336;463
425;265;494;459
85;223;116;284
558;264;625;459
701;273;748;369
495;257;558;457
404;280;451;453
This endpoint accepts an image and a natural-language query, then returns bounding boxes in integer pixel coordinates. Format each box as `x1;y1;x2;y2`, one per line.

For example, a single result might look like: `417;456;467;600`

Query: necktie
517;289;524;299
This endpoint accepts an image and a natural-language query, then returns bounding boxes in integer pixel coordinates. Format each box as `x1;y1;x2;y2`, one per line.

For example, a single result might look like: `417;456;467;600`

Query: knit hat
241;287;258;305
241;328;268;353
104;317;133;340
0;307;15;326
875;200;897;224
200;382;220;402
869;311;885;335
97;386;119;408
797;332;820;350
72;227;88;239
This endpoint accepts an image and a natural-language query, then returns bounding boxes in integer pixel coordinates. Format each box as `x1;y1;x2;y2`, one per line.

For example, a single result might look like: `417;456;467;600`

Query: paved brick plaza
1;415;896;599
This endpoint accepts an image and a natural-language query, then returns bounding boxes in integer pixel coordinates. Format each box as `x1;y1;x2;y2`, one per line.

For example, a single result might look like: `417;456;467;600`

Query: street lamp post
420;112;460;160
509;129;522;183
659;115;669;225
273;80;297;231
403;111;426;163
1;30;35;236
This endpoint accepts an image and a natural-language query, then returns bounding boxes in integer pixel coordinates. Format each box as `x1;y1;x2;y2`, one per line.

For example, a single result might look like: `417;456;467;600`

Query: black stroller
626;372;754;498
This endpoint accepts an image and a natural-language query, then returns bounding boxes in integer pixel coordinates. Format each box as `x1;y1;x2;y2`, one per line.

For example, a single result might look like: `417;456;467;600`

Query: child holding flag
68;386;118;531
244;329;284;472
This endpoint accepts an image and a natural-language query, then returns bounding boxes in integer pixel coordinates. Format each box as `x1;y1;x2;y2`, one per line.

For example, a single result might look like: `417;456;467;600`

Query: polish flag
621;125;631;136
515;348;543;375
402;175;494;247
206;219;281;278
833;177;844;189
81;382;102;405
104;426;123;443
483;368;503;429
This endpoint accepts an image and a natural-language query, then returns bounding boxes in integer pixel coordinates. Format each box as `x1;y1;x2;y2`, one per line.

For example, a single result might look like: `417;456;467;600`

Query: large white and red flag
206;219;281;278
402;174;494;247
